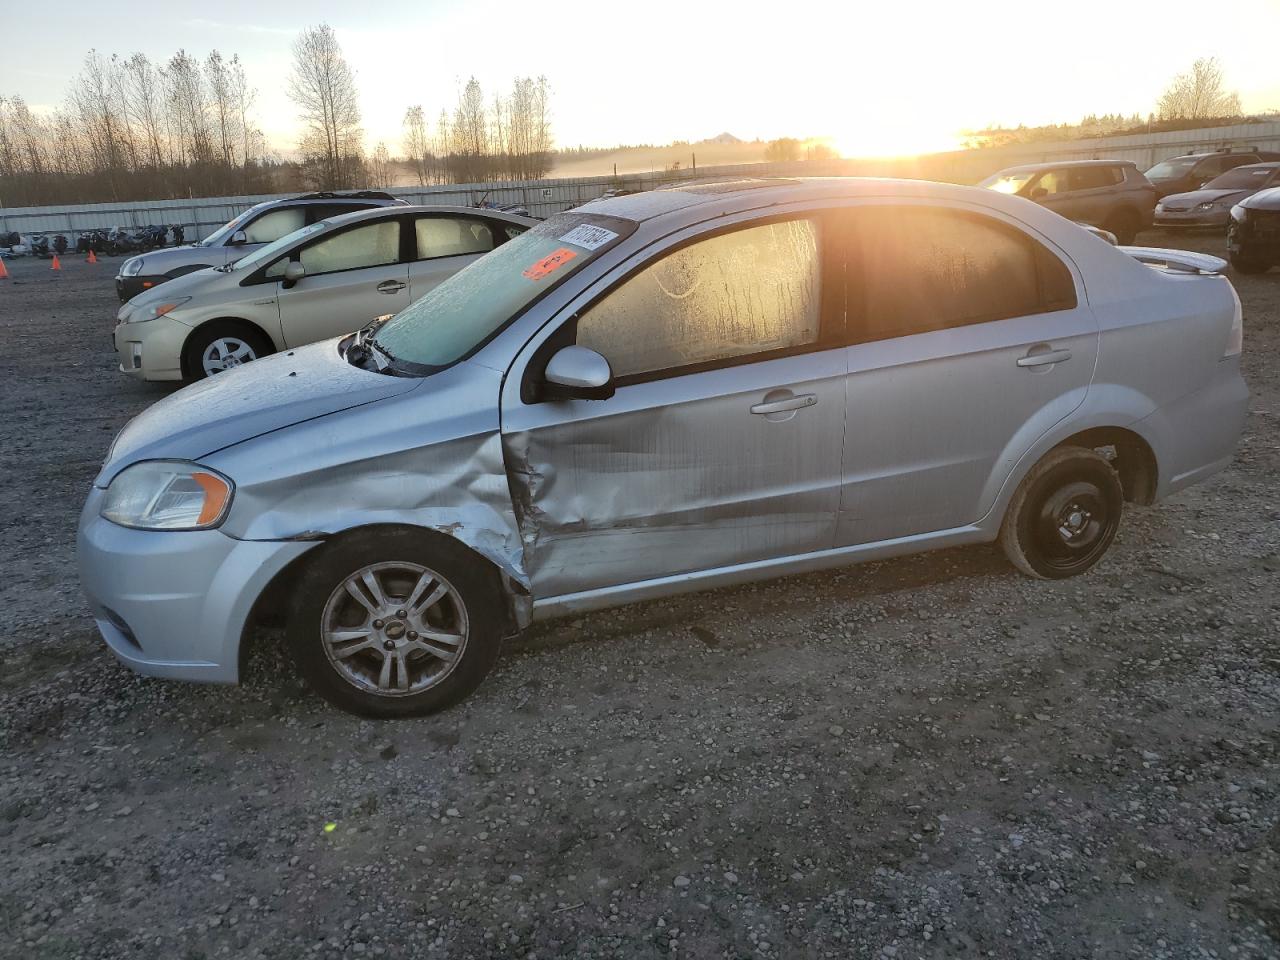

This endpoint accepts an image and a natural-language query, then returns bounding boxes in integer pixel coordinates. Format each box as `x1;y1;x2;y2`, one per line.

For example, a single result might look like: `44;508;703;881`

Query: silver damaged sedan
78;178;1249;717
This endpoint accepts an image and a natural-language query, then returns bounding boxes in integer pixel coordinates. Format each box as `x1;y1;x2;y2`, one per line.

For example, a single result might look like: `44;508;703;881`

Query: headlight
126;297;191;323
101;460;233;530
1197;200;1224;211
1230;204;1248;222
1155;202;1164;212
122;256;145;276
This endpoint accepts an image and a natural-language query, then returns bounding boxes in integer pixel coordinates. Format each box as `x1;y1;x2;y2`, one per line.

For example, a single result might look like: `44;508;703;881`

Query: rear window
1069;166;1124;190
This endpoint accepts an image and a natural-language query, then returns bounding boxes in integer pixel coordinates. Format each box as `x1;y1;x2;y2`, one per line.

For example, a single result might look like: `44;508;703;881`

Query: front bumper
77;488;319;683
113;315;189;381
116;274;170;302
1153;209;1230;228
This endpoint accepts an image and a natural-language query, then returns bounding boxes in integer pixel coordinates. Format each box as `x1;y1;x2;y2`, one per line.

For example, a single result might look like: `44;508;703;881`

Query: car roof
1163;152;1257;162
575;176;1055;224
990;159;1136;175
312;204;537;227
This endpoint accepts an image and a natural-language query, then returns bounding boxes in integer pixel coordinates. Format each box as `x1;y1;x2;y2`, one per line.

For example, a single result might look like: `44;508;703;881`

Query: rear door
832;202;1098;545
274;217;410;347
406;215;505;300
1066;165;1123;225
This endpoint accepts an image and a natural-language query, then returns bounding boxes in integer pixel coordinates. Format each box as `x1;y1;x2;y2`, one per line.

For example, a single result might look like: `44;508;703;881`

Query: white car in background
114;206;536;381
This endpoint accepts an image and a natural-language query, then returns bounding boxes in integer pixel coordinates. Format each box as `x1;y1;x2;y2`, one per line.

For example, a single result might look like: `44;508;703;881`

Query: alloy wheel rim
202;337;257;375
1033;480;1112;571
320;561;469;697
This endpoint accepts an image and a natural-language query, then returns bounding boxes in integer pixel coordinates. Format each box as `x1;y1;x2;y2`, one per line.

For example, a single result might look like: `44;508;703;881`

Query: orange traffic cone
0;257;9;280
87;249;98;264
51;255;61;271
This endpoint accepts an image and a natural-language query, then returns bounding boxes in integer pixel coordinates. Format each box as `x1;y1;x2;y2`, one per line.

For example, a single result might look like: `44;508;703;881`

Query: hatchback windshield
200;203;268;247
1204;166;1278;190
372;213;634;369
980;170;1036;194
231;222;325;272
1145;158;1198;180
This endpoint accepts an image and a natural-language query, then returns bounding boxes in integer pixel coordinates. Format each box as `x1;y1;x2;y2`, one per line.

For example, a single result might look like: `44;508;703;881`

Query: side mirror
229;229;248;246
282;261;306;289
1029;186;1049;200
543;345;615;401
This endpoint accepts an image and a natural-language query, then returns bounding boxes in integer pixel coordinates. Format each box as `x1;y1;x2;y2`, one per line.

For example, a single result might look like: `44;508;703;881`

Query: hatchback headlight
1197;200;1221;210
122;256;145;276
1230;204;1248;223
101;461;233;530
127;297;191;323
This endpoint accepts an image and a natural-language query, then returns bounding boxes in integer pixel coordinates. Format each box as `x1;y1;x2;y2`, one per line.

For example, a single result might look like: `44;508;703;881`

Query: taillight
1224;282;1243;358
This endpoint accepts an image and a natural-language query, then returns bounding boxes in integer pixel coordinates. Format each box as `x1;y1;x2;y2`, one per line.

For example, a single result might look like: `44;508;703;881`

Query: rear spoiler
1119;246;1228;275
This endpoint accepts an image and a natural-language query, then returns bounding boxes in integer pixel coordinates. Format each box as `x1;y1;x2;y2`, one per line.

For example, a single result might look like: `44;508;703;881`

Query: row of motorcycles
1;224;186;259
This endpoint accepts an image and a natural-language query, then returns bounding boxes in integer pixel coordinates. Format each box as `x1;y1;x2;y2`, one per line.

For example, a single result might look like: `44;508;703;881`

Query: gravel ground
0;235;1277;960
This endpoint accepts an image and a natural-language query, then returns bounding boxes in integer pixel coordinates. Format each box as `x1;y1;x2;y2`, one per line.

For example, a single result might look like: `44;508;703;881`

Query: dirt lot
0;235;1277;960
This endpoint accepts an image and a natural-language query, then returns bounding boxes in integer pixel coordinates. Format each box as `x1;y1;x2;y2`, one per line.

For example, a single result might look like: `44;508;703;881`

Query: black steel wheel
1000;446;1123;579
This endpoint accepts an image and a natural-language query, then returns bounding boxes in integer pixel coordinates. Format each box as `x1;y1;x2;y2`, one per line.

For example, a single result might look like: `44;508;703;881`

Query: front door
832;203;1099;545
500;216;847;598
275;219;409;347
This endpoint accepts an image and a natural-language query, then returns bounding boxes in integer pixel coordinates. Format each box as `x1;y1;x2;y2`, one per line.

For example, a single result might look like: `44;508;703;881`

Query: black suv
115;191;409;302
1227;185;1280;274
1144;151;1280;199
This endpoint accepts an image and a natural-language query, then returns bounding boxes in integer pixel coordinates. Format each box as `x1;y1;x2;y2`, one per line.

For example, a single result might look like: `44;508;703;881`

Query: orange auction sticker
522;247;578;280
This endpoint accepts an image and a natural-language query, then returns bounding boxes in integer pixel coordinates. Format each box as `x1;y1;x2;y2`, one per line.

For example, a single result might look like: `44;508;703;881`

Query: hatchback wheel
999;446;1123;579
184;322;273;381
287;529;505;717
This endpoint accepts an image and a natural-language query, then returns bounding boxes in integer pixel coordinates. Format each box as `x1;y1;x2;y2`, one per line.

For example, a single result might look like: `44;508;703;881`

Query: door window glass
1068;166;1123;190
414;218;496;259
294;221;401;277
848;207;1059;342
242;207;305;244
1032;170;1070;195
576;219;821;380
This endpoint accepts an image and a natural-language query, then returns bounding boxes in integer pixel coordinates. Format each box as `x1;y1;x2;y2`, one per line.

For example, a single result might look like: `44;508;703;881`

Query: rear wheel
1104;209;1140;246
999;446;1123;579
183;321;274;380
1230;252;1272;275
286;528;506;718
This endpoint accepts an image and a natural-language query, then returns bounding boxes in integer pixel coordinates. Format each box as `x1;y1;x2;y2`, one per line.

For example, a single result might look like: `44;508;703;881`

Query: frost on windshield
576;219;821;378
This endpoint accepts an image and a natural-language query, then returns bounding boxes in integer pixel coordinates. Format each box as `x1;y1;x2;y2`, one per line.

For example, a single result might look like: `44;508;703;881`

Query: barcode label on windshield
560;224;618;251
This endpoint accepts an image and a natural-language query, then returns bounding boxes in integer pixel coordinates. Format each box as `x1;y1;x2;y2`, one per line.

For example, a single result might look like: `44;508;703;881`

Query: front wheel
183;321;274;380
999;446;1123;579
286;529;506;718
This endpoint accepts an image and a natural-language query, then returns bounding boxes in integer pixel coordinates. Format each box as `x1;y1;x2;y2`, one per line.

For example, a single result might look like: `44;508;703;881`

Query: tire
1104;209;1140;246
286;528;506;718
999;446;1123;580
1230;252;1272;275
182;321;274;380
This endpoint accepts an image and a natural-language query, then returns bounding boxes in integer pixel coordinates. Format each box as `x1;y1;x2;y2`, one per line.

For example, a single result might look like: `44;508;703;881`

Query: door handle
1017;348;1072;368
377;280;407;294
750;394;817;415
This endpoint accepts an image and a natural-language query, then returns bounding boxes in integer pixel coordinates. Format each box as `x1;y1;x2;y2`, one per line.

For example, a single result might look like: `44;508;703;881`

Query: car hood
123;243;229;276
118;267;227;320
96;339;421;485
1158;188;1250;207
1240;185;1280;211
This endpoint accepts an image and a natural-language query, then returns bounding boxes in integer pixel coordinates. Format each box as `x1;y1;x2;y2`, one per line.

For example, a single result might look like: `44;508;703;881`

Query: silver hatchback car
78;179;1248;717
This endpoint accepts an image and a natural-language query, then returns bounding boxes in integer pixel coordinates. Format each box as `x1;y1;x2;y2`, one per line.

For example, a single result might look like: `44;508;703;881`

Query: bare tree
1158;57;1242;120
288;23;362;189
205;51;240;169
367;141;393;188
402;105;429;185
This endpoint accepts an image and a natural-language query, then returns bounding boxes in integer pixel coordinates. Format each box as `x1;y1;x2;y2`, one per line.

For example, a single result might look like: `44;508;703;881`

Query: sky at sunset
3;0;1279;158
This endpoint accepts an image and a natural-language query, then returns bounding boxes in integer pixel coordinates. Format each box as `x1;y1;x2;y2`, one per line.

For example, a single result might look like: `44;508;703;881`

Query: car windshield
230;222;326;272
1145;158;1198;179
1204;167;1277;190
372;213;634;371
979;170;1036;194
199;202;270;247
